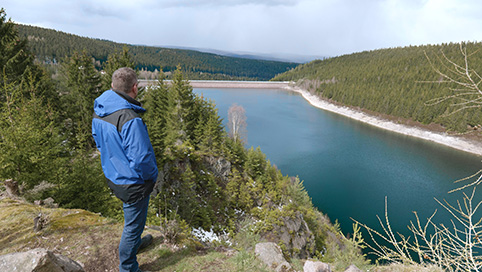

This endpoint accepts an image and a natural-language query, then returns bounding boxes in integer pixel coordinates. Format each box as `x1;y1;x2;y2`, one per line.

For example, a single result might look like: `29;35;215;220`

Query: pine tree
53;152;118;216
171;65;195;139
143;70;169;161
0;9;57;107
59;50;101;150
193;98;225;154
101;46;135;92
0;8;34;88
0;73;65;190
163;67;197;150
245;147;267;179
163;75;184;149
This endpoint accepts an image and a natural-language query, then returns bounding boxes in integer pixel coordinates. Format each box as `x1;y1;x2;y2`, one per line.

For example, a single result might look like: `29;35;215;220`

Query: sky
3;0;482;60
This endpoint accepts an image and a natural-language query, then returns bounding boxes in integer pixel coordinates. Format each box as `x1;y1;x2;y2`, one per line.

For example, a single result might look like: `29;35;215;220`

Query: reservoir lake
194;87;482;244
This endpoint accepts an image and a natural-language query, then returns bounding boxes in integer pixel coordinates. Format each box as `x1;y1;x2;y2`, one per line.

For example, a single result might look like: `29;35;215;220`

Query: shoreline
139;79;291;89
283;85;482;157
142;80;482;156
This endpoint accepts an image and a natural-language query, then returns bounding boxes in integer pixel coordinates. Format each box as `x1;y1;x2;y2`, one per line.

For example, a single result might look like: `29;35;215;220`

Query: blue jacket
92;90;158;204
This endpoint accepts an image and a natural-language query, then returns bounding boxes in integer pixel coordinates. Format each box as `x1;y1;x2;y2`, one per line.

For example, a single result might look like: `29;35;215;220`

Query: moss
48;209;108;231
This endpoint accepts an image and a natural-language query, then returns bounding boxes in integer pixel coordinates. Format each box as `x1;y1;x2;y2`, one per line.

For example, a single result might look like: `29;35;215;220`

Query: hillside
15;24;299;81
1;8;372;270
273;43;482;134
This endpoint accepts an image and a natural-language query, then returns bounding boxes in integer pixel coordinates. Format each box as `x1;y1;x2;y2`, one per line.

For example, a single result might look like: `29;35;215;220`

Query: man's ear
111;83;114;89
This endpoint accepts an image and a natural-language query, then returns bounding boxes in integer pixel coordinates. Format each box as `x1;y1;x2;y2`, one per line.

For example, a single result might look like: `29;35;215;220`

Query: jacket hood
94;90;145;117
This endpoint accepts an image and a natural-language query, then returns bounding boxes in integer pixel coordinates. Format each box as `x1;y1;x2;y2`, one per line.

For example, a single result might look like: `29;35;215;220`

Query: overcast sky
3;0;482;59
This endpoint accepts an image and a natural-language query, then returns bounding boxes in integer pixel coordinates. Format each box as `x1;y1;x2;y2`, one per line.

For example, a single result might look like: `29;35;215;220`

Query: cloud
3;0;482;57
150;0;300;8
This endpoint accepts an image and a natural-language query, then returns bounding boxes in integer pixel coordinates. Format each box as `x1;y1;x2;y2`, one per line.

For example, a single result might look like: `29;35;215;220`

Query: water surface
194;87;482;240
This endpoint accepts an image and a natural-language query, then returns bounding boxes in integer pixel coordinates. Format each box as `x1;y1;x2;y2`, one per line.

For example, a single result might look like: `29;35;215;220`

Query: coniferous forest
3;4;482;270
15;23;299;81
273;43;482;133
0;8;368;270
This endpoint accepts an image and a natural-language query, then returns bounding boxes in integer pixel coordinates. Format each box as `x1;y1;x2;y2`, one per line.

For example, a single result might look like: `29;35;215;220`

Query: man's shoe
137;234;153;253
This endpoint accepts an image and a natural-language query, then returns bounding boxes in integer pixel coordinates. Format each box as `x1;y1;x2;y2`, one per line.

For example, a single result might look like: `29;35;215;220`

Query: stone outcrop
255;242;292;272
303;260;331;272
202;156;231;181
0;248;84;272
262;211;315;259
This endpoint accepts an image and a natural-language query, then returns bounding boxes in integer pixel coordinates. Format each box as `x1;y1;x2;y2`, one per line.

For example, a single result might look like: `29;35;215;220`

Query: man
92;67;157;272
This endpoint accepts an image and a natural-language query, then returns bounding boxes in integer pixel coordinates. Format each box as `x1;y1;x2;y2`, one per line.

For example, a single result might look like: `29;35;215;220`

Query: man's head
111;67;138;98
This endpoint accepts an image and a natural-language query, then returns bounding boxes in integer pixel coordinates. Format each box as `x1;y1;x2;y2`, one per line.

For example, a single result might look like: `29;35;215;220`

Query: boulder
0;248;84;272
344;264;362;272
303;260;331;272
255;242;292;272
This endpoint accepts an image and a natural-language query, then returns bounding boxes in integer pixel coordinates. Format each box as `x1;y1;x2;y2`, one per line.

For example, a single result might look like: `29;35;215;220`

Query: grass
0;197;270;272
0;196;447;272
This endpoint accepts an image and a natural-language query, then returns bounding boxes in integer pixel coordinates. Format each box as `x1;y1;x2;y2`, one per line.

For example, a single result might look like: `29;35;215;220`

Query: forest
14;23;299;81
273;43;482;133
4;5;482;270
0;8;369;270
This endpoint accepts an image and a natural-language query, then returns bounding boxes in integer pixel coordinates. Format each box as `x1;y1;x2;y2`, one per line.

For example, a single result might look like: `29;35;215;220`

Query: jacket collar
113;89;142;107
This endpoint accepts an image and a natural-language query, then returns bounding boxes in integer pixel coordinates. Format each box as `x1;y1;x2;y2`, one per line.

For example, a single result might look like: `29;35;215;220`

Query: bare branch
227;103;247;143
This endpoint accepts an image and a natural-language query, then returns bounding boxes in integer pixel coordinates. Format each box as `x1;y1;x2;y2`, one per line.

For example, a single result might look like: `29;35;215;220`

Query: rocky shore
169;80;482;157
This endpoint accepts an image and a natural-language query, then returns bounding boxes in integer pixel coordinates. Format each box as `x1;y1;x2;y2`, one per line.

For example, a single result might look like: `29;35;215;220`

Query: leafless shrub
357;42;482;271
422;42;482;117
228;103;247;143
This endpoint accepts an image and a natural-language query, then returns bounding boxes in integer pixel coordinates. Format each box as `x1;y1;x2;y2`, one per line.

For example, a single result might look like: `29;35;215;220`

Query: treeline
0;9;366;267
273;43;482;132
15;23;299;81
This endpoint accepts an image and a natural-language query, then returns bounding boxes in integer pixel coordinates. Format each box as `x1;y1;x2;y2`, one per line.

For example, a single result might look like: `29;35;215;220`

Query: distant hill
15;24;300;81
273;42;482;133
162;45;327;63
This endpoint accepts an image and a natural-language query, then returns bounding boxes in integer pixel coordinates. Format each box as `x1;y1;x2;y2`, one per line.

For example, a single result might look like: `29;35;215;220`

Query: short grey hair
112;67;137;94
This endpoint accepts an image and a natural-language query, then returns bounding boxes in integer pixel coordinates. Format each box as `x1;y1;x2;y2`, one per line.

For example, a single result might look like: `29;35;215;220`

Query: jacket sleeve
121;117;158;183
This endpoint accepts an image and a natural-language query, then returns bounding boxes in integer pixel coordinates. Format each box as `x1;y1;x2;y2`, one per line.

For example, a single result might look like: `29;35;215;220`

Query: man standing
92;67;157;272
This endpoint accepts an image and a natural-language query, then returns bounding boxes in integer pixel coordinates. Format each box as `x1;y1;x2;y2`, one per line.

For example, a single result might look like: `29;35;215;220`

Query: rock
0;248;84;272
152;162;172;197
43;197;59;208
203;156;231;180
262;211;315;259
33;212;48;232
344;264;362;272
4;179;19;197
303;260;331;272
255;242;292;272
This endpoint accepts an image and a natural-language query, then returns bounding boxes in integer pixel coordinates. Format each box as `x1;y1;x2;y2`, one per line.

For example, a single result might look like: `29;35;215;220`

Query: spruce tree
59;50;101;150
170;66;195;140
0;9;57;106
193;99;224;154
101;46;135;92
0;8;33;87
0;73;65;190
143;70;169;161
163;67;196;150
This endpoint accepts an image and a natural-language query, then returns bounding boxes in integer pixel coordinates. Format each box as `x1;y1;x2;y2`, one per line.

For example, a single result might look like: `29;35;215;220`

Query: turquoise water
194;87;482;241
